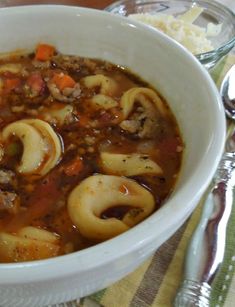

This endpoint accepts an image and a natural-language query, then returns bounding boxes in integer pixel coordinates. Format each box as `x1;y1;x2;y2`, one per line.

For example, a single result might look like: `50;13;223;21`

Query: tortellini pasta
82;74;117;95
100;152;162;176
120;87;167;119
68;174;155;240
0;63;22;74
90;94;118;110
1;119;62;175
0;227;60;262
41;104;74;125
82;74;118;110
2;121;46;174
18;226;59;244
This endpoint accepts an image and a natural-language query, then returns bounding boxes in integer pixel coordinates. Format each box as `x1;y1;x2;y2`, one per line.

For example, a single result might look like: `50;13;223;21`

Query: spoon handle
174;132;235;306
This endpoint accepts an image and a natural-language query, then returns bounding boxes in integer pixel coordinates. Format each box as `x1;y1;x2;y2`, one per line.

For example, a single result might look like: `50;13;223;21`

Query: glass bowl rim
104;0;235;57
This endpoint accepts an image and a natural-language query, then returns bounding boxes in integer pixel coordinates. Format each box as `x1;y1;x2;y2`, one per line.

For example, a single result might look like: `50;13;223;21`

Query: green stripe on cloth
210;56;228;85
87;289;106;304
211;193;235;307
152;201;205;307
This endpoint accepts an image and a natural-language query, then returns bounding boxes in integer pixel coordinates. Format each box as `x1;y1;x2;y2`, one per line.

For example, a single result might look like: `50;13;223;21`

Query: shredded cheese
128;6;222;55
179;5;203;23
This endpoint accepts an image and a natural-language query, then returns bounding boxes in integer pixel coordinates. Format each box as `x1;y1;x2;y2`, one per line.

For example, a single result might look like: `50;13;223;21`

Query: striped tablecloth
53;53;235;307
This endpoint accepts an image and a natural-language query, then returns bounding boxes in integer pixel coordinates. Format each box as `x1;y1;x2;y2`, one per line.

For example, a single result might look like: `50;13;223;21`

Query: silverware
174;65;235;307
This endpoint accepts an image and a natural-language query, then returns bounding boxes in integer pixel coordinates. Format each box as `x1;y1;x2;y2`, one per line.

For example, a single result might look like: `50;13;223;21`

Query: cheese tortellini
82;74;117;95
120;87;167;118
0;227;60;262
18;226;59;243
0;63;22;74
82;74;118;110
68;174;155;240
90;94;118;110
100;152;162;176
41;104;74;125
1;119;62;175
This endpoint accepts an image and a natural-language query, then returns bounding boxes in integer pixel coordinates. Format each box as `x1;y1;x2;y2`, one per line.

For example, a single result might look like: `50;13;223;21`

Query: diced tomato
4;78;21;93
64;157;83;176
99;111;112;123
77;113;89;127
5;172;61;232
26;73;45;95
119;184;128;194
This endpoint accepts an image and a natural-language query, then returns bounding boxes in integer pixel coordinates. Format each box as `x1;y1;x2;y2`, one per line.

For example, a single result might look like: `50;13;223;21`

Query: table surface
0;1;234;307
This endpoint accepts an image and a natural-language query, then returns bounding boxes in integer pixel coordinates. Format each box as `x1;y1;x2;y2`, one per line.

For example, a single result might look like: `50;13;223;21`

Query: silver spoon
221;65;235;121
174;64;235;307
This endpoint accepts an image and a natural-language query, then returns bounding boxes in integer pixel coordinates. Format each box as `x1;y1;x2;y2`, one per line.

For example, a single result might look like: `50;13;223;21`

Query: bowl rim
0;4;226;283
104;0;235;57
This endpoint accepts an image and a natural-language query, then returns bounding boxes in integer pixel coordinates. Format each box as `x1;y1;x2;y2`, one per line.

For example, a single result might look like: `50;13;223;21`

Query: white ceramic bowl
0;5;225;307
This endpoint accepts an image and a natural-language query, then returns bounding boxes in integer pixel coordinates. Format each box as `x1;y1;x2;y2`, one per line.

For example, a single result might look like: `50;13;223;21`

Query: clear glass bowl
105;0;235;69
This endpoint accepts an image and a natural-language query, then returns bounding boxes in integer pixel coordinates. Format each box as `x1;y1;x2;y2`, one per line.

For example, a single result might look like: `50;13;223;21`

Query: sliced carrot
64;157;83;176
35;43;55;61
51;73;76;91
4;78;21;92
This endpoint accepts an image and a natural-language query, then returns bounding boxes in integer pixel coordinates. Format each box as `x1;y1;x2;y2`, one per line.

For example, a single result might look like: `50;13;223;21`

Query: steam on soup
0;44;183;262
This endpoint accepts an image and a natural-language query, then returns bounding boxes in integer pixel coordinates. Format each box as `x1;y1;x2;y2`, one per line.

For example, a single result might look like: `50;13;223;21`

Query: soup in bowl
0;42;183;261
0;5;225;307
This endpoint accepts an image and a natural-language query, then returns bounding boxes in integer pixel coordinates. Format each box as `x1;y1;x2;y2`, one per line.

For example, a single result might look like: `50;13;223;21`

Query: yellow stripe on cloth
211;54;235;87
152;201;204;306
100;256;153;307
